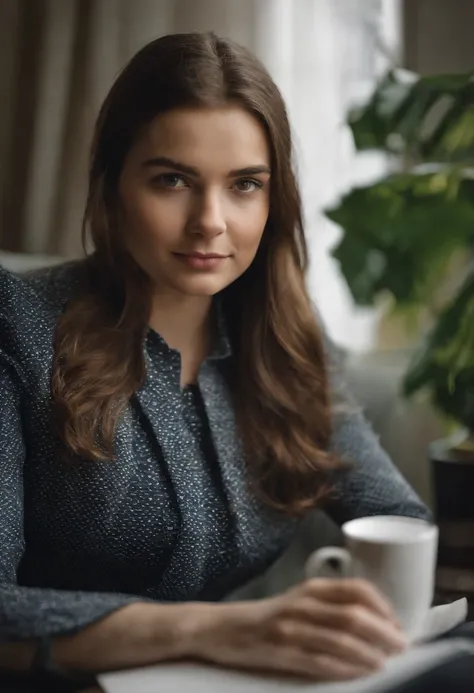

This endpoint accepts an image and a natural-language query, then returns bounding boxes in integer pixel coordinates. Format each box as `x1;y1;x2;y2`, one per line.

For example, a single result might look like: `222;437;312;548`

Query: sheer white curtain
249;0;402;350
1;0;401;348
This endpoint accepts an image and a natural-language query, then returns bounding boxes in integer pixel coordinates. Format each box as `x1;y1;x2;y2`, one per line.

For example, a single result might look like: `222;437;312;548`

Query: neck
148;289;213;360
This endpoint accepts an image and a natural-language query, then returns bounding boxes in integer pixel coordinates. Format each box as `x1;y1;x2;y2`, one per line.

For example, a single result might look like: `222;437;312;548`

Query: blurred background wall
403;0;474;75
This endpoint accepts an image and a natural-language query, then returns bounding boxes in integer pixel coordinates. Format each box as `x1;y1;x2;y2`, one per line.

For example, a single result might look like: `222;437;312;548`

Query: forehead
130;106;270;170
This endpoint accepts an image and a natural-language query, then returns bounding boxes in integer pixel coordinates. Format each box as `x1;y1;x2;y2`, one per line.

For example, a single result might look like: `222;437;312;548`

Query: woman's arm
0;351;224;676
1;581;407;681
323;339;432;525
0;352;197;674
0;601;201;673
0;353;140;636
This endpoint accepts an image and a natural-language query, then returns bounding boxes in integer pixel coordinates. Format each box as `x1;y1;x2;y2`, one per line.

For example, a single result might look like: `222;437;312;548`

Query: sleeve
323;340;433;527
0;350;145;641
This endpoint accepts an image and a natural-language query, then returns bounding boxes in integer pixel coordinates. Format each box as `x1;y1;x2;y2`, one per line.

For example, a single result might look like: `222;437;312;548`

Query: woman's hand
185;578;407;681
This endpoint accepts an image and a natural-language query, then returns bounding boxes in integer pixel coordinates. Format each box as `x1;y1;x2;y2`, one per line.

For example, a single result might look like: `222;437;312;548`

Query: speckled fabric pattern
0;260;431;640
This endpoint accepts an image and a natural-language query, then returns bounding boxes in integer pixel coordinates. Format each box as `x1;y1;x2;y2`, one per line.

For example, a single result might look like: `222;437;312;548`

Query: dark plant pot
429;431;474;616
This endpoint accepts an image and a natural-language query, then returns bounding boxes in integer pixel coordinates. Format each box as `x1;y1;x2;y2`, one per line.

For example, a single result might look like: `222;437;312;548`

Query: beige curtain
0;0;257;258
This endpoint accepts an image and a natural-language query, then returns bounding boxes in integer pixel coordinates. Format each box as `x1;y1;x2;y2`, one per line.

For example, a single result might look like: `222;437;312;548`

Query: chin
173;276;232;297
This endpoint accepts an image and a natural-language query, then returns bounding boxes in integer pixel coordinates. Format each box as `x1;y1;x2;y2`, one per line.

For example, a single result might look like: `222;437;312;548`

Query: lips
176;252;229;259
173;252;230;271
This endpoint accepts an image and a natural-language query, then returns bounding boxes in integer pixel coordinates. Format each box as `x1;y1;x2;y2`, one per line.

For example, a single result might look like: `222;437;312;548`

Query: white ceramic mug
305;515;439;638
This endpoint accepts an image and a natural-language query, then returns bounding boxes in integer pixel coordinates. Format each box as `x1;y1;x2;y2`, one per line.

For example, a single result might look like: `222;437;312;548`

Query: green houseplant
327;68;474;613
325;69;474;442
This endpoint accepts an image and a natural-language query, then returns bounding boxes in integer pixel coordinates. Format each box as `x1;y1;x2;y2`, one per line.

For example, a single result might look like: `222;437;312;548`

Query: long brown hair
51;32;340;515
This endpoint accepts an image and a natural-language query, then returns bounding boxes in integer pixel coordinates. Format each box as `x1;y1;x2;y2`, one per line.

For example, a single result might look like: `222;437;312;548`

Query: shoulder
0;258;87;322
0;259;89;372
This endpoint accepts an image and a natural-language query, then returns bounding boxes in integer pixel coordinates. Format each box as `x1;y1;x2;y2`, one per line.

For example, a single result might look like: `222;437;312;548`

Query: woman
0;32;430;683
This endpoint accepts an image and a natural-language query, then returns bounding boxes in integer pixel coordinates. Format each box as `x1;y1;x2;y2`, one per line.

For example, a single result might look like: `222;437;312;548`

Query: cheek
123;190;187;241
231;200;269;254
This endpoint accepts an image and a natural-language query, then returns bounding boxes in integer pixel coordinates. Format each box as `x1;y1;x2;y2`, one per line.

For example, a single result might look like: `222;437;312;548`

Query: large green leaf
348;71;414;151
403;274;474;428
348;71;474;162
335;67;474;428
327;171;474;307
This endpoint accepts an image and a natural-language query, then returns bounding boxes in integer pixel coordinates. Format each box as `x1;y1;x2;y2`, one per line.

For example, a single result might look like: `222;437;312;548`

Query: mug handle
305;547;353;579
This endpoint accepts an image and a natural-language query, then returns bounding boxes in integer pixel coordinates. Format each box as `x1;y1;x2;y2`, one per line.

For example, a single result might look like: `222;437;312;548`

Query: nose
189;188;227;238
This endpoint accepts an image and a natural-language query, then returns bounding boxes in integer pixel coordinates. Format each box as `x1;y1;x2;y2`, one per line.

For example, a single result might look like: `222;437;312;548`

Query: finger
282;649;377;682
289;599;406;655
274;619;385;671
338;604;407;654
304;578;398;622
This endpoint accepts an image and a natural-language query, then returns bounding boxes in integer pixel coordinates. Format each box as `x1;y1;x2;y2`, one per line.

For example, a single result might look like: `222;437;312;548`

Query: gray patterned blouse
0;261;430;641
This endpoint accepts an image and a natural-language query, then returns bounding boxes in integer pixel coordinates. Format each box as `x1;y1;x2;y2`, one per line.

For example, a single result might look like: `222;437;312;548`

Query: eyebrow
142;156;271;177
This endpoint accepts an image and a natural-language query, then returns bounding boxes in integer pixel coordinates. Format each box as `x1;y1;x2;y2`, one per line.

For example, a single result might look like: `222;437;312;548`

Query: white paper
99;599;471;693
414;597;468;643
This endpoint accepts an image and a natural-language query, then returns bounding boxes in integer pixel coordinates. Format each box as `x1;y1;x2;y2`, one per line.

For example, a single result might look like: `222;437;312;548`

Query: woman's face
118;106;271;298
